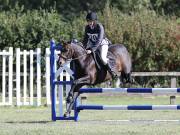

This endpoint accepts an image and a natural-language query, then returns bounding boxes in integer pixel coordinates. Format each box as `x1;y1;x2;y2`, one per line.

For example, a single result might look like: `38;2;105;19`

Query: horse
58;41;132;117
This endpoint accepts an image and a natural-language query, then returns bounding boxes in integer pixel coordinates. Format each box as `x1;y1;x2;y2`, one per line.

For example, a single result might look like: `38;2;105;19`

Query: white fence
0;48;13;106
0;47;51;106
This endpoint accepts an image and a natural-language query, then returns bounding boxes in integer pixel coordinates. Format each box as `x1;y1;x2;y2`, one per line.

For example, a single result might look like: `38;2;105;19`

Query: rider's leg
100;44;109;64
100;40;117;78
106;62;117;78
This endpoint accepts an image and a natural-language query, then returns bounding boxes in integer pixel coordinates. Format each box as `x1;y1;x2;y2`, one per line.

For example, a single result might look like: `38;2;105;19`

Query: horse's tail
120;45;132;73
119;45;132;83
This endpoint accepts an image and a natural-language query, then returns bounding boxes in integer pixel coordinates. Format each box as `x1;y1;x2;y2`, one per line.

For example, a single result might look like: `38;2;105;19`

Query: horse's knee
66;91;74;102
73;80;79;85
66;95;73;103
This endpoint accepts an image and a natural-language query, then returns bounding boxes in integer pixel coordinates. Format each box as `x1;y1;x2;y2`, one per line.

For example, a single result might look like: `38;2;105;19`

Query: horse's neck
71;45;86;77
72;44;86;59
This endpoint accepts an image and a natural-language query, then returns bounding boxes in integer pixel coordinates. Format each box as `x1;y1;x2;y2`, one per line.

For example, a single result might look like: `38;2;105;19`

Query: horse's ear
60;40;66;45
61;40;69;47
59;40;69;52
59;37;67;45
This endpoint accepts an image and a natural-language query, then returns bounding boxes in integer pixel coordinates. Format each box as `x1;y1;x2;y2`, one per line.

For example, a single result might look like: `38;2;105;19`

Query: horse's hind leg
122;55;132;83
120;71;132;84
126;73;132;83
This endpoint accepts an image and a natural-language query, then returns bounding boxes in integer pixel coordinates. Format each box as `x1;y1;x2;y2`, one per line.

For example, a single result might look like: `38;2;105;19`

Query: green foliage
98;4;180;71
0;0;179;17
0;2;179;71
111;0;152;13
150;0;180;16
0;8;72;50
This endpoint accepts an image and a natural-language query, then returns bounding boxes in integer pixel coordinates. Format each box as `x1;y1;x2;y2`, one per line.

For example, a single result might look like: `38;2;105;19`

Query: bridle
59;50;89;62
58;42;95;62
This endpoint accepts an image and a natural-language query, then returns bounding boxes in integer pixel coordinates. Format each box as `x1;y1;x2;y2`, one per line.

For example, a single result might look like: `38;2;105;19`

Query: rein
59;51;89;62
59;42;98;62
59;42;94;61
70;53;89;61
59;50;101;69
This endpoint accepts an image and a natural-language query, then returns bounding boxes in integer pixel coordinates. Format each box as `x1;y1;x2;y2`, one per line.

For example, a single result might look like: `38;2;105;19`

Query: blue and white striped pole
77;105;180;110
80;88;180;94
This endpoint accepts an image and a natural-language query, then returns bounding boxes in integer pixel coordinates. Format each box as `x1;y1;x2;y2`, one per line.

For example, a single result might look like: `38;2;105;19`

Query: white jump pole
36;48;41;106
8;47;13;105
30;50;34;105
45;48;51;105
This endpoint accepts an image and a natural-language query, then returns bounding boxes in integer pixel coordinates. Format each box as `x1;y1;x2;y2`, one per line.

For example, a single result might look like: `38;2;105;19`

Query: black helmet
86;12;97;21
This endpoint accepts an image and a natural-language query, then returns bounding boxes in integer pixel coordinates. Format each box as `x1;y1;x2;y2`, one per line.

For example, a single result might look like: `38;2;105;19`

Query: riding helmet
86;12;97;21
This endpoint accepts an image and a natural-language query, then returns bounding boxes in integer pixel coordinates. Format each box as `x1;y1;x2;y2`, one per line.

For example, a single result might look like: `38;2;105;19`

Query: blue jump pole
50;39;78;121
50;39;56;121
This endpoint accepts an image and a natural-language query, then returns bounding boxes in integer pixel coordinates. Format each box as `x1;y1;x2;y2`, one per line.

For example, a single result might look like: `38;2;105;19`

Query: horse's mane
76;42;86;50
70;42;87;53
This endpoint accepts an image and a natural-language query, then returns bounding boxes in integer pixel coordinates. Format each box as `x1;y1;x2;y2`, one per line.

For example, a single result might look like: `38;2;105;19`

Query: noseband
58;53;69;61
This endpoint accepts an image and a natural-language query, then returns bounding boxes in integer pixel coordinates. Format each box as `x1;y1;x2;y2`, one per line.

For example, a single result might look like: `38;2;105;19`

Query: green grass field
1;94;180;135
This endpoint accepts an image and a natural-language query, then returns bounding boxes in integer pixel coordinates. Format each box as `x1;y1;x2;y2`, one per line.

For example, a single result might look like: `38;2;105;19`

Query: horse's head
58;40;87;66
58;41;73;66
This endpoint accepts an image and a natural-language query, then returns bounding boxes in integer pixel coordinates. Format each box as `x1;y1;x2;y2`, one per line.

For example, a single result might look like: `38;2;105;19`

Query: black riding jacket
83;22;105;51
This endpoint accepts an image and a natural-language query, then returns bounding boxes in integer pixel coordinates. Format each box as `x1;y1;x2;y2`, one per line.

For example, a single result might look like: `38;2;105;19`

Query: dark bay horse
58;41;132;117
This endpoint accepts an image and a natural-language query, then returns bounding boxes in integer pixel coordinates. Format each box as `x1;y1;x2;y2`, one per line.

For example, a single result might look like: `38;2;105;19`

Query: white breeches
100;39;109;64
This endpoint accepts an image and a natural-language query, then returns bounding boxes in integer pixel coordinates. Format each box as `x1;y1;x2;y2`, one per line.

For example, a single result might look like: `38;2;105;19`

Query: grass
1;95;180;135
83;93;180;105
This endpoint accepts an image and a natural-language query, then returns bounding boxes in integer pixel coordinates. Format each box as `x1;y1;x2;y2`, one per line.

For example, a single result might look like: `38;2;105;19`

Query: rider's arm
92;23;104;51
82;25;88;49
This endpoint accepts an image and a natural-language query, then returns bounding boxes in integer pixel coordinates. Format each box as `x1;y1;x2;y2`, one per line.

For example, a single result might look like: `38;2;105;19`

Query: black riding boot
106;63;117;79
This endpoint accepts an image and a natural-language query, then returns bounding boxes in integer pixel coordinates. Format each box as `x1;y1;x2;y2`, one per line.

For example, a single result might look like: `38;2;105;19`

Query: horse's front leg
64;90;79;117
64;75;91;117
66;75;91;103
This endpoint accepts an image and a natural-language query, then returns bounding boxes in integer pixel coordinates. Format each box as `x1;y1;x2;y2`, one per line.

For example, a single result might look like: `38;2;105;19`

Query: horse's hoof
64;112;70;118
66;97;73;104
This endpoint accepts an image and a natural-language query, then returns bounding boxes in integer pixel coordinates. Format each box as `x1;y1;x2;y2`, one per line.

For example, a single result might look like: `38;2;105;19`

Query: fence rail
132;72;180;76
132;72;179;88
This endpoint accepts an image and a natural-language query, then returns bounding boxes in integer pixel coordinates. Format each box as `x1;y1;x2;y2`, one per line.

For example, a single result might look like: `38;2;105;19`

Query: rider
82;11;117;78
